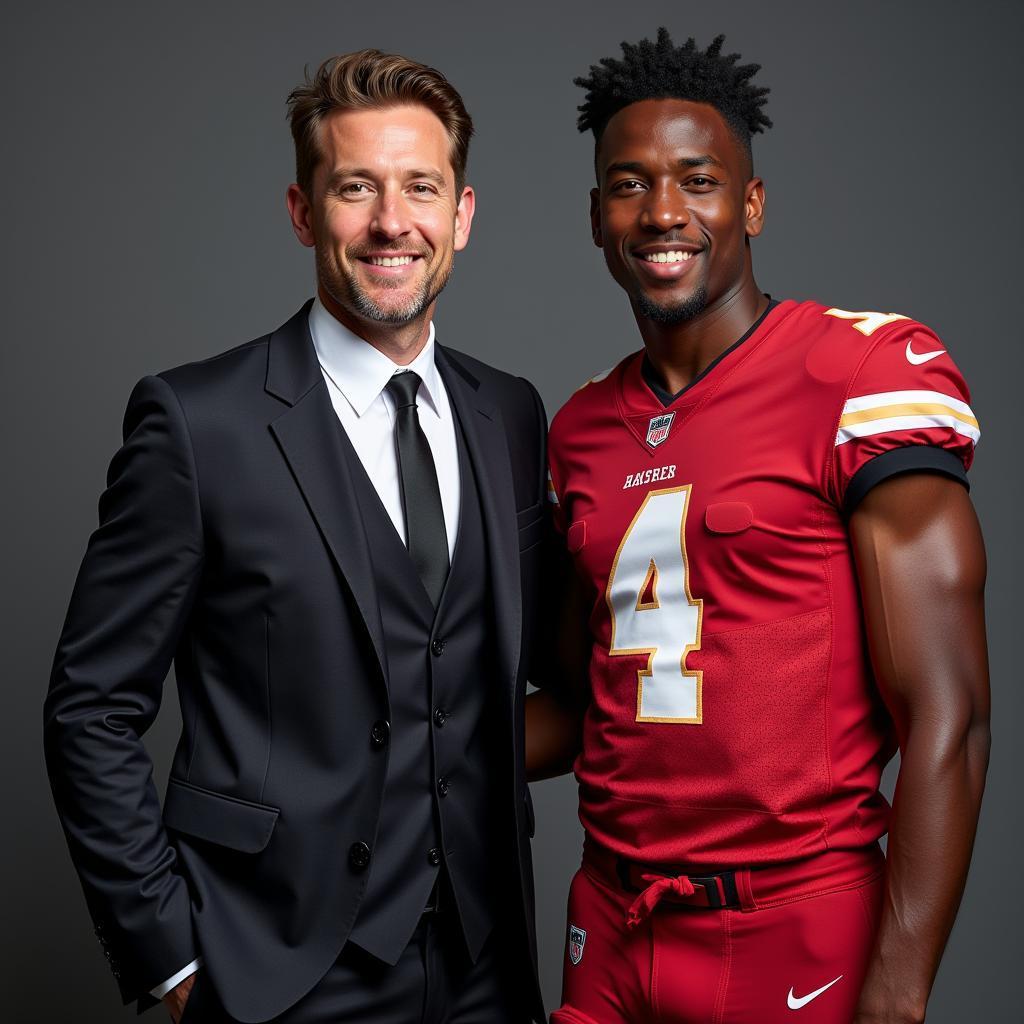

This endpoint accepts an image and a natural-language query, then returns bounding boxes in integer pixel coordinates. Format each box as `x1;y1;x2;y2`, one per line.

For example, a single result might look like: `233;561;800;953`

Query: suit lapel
436;346;522;697
265;303;388;685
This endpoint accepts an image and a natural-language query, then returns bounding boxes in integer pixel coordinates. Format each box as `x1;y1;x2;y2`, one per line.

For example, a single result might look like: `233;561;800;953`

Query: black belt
616;857;741;909
584;838;742;912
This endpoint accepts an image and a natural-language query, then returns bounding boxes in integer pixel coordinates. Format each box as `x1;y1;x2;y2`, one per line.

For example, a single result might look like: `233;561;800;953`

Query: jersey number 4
606;486;705;723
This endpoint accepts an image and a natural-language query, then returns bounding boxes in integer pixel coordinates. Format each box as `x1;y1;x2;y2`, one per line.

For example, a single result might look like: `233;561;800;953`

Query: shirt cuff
150;958;203;999
843;445;968;515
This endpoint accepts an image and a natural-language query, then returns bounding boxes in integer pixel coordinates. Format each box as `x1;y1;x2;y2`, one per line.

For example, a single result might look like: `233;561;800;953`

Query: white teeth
369;255;414;266
643;250;692;264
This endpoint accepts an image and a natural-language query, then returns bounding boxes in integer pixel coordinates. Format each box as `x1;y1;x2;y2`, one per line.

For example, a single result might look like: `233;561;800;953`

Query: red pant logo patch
568;924;587;965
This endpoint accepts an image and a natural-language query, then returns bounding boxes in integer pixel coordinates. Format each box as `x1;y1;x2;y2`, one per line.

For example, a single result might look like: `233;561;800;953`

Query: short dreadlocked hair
575;29;771;165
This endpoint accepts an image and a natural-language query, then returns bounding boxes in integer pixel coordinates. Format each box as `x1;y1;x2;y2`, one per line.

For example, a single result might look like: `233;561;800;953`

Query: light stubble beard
633;282;709;326
316;245;455;325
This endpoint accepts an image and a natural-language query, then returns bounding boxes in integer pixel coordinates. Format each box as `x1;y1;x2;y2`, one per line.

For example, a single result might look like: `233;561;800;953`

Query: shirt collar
308;296;441;418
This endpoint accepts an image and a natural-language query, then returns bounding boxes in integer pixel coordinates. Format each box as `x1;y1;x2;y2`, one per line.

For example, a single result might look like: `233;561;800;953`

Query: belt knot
626;873;696;929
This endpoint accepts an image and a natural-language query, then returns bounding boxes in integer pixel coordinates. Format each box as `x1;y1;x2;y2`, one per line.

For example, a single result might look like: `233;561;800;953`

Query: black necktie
385;371;450;607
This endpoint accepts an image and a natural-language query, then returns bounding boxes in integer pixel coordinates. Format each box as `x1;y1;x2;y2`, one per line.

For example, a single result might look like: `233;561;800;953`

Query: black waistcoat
341;409;502;965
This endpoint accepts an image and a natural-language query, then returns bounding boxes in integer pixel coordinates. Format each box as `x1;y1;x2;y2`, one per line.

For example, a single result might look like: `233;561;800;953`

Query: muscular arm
525;689;583;781
849;472;991;1024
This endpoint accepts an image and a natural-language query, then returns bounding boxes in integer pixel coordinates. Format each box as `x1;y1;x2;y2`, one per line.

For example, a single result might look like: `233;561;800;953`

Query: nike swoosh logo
906;340;946;365
787;975;844;1010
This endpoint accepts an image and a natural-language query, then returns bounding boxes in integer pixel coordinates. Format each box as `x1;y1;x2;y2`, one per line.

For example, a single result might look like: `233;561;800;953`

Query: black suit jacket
44;302;548;1023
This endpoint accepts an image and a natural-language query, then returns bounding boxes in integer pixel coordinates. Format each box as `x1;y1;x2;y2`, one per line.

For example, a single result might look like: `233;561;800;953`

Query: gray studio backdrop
3;1;1021;1020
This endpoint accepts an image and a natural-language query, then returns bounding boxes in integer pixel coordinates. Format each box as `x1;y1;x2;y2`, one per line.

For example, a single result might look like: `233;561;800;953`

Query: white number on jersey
606;486;704;723
823;308;909;336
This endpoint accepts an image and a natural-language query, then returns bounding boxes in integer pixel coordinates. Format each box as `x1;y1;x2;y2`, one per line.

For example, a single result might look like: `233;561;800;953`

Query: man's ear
286;183;316;248
590;188;603;248
453;184;476;253
745;177;765;239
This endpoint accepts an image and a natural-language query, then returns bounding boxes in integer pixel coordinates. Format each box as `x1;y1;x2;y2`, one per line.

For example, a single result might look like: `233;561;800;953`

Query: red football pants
552;839;884;1024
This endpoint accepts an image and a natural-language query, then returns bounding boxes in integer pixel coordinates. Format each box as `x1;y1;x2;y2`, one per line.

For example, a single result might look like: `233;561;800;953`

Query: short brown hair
287;49;474;196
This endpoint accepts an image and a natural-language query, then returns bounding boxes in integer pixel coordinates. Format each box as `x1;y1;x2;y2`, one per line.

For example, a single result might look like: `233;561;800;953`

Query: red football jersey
547;299;979;867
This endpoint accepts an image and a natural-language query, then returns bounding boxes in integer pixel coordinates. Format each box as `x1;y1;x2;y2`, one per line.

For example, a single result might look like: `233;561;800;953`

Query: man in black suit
44;49;547;1023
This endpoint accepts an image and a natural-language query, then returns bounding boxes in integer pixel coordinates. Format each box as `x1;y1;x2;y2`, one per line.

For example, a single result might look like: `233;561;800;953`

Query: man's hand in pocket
163;972;197;1023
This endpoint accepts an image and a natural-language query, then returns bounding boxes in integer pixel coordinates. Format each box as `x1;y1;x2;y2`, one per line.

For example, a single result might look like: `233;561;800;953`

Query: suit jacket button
433;707;448;728
428;847;442;866
370;720;390;749
436;776;449;797
348;842;371;871
431;638;446;657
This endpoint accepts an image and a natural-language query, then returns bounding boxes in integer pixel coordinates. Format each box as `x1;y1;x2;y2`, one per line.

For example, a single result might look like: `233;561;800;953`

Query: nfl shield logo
646;412;675;449
568;924;587;965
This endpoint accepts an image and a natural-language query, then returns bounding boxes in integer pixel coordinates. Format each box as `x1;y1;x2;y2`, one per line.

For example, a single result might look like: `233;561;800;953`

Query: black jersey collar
641;297;780;408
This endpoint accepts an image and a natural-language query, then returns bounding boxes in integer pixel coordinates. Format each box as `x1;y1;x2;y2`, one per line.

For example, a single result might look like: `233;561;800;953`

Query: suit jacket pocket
163;778;280;854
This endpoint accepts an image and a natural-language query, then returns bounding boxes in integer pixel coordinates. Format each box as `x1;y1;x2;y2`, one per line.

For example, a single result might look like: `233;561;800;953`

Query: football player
526;29;990;1024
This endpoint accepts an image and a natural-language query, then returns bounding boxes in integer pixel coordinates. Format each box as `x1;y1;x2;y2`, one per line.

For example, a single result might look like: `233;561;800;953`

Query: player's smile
631;242;705;281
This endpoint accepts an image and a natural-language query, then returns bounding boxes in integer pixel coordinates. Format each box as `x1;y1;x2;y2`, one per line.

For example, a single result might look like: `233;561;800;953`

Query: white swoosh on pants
787;975;844;1010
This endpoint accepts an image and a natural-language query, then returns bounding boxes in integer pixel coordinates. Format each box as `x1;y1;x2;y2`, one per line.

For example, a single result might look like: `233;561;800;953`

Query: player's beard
316;243;454;325
633;283;709;326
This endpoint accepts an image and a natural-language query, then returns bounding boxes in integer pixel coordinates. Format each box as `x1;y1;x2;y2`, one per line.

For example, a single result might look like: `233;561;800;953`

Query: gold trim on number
635;558;661;611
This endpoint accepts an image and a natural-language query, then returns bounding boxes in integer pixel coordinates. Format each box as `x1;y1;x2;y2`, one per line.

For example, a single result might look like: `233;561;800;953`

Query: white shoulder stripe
842;389;974;418
836;389;979;447
836;414;980;446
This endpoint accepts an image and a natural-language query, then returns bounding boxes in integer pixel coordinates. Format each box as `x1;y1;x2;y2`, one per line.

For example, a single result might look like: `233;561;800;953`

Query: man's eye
614;179;645;193
686;176;716;189
343;183;370;195
410;184;435;195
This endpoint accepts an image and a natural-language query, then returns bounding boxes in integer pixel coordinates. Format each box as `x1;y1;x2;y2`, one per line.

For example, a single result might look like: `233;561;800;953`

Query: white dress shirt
309;296;461;558
151;300;460;999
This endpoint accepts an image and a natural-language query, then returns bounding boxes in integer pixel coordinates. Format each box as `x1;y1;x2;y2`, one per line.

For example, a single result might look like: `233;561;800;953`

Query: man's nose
640;182;690;232
370;189;412;239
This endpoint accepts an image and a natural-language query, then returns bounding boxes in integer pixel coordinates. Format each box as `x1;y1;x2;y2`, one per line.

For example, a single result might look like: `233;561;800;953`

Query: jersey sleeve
830;321;979;512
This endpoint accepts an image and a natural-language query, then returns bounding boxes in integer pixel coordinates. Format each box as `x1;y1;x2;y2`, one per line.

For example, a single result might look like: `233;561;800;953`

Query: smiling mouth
638;248;696;262
631;247;702;281
359;254;421;267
